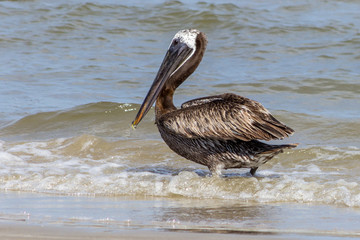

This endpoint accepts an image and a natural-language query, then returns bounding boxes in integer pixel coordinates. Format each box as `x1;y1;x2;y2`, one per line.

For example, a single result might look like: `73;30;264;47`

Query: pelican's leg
209;163;224;177
250;167;258;176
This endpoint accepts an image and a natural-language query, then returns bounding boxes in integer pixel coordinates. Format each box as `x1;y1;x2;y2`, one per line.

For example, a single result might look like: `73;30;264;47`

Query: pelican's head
132;29;206;128
166;29;200;76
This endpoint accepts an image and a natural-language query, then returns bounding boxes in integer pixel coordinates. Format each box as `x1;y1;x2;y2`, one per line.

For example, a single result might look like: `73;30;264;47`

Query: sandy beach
0;221;298;240
0;221;339;240
1;192;359;240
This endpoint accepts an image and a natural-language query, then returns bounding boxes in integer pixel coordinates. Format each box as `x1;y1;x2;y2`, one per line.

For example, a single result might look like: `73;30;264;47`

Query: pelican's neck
155;88;176;119
155;32;207;120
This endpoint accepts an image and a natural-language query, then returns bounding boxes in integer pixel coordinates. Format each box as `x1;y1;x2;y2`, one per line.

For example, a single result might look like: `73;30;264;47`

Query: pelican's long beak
132;41;194;128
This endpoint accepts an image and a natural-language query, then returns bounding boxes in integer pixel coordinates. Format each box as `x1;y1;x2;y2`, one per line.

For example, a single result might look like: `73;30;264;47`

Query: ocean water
1;0;360;237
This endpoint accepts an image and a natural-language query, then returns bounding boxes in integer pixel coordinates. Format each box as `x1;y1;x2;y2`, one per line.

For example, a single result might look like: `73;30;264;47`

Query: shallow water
1;0;360;236
1;192;360;238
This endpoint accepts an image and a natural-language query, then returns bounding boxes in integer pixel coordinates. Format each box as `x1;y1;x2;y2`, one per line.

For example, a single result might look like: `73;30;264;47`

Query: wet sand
0;221;327;240
1;192;360;240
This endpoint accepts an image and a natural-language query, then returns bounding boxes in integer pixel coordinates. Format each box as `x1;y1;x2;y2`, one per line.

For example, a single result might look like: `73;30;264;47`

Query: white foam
1;138;360;207
0;151;26;166
306;164;322;173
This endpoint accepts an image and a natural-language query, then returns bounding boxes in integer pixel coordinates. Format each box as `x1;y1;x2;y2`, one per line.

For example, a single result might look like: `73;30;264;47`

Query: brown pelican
132;29;297;176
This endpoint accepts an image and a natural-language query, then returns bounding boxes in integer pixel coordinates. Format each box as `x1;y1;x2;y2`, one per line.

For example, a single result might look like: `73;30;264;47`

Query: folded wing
157;93;294;141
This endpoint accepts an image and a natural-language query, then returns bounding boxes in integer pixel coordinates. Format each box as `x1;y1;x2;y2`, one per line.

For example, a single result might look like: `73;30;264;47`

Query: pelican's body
132;29;297;176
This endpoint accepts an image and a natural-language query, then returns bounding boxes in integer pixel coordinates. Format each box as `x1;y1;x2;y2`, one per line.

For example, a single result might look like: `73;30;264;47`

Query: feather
157;93;294;142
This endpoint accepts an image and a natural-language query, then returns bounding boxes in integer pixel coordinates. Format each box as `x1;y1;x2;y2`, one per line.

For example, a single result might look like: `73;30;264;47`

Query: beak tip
131;121;137;129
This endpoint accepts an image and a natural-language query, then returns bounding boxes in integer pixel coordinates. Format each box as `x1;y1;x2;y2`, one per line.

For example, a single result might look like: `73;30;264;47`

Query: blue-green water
1;0;360;237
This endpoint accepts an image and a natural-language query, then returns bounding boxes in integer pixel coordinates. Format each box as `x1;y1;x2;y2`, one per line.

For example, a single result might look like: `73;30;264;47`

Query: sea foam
0;136;359;207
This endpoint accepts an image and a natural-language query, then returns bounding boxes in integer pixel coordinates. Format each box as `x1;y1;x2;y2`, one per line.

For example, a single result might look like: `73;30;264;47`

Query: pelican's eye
173;39;179;45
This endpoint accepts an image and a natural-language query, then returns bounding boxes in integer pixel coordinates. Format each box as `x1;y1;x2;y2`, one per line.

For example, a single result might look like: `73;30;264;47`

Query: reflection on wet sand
3;192;360;238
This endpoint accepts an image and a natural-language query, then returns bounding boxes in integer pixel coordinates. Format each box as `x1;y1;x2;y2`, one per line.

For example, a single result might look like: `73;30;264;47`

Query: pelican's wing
157;93;294;141
180;96;225;108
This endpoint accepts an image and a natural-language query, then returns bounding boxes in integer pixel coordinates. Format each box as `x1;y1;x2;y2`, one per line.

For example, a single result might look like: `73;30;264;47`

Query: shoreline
0;221;294;240
1;218;359;240
1;192;360;239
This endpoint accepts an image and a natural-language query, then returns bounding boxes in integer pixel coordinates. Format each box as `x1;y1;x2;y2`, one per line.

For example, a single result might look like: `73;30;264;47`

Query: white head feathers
170;29;200;50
